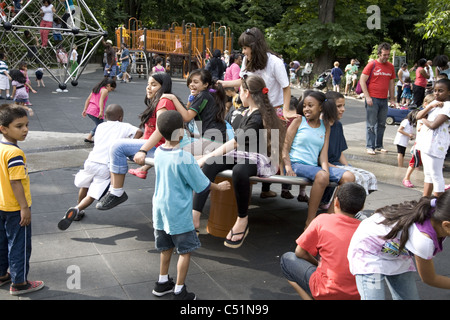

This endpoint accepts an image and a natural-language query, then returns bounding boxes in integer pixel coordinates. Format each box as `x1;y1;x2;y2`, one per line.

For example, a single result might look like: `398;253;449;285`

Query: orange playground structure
115;19;233;78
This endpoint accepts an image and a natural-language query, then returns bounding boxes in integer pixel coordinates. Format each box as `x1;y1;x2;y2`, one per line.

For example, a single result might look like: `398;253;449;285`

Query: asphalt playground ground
1;66;449;309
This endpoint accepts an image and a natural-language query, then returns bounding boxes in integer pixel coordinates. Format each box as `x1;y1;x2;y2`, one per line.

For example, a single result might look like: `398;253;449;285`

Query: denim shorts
104;64;117;77
121;61;129;73
154;229;200;254
291;162;345;183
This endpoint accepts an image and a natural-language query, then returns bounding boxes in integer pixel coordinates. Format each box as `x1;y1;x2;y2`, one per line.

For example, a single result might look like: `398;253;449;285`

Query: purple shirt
415;219;444;256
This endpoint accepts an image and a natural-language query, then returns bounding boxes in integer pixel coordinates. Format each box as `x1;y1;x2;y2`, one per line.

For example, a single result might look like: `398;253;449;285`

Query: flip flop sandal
224;225;249;249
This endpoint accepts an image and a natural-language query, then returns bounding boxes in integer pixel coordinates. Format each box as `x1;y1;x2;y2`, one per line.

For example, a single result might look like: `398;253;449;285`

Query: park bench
144;157;338;237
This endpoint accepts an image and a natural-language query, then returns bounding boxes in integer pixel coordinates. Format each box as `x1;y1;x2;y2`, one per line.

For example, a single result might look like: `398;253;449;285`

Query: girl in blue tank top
283;90;355;227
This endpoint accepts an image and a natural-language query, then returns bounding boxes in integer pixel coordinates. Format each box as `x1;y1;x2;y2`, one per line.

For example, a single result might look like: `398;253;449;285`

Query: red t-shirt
296;213;361;300
362;60;395;99
143;98;176;147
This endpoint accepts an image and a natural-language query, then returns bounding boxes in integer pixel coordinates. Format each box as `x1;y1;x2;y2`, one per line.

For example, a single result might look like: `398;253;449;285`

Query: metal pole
65;36;103;82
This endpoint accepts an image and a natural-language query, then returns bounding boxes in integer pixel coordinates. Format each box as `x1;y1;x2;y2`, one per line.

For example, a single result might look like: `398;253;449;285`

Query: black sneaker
57;207;78;230
74;210;85;221
152;277;175;297
95;192;128;210
172;285;196;300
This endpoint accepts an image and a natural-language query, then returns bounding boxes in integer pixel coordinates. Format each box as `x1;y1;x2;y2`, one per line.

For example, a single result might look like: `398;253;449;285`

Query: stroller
313;69;331;90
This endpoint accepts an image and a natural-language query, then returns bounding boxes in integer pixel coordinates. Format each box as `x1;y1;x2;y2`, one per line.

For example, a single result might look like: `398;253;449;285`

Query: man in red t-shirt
280;183;366;300
359;43;396;155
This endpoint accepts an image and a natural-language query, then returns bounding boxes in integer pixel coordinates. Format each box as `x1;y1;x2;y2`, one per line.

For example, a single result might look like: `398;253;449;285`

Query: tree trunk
122;0;141;20
314;0;336;74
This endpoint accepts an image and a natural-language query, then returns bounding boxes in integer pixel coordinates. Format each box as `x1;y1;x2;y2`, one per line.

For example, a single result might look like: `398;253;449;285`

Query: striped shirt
0;60;8;76
0;142;31;211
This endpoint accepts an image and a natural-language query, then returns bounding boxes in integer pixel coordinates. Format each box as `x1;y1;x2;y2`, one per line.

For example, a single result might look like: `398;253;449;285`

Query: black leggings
413;84;425;107
192;156;257;218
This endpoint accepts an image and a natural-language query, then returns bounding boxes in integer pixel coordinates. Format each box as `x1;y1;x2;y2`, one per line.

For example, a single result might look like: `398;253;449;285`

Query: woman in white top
218;27;291;199
40;0;56;48
218;27;291;119
396;63;409;105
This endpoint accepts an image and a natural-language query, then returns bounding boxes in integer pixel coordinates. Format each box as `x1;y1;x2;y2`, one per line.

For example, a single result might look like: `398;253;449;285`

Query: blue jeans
109;138;156;174
355;273;420;300
87;114;103;136
280;252;316;296
0;210;32;284
365;97;388;150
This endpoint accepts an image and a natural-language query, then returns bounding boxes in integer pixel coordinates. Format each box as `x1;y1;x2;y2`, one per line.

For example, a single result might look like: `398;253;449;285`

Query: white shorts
0;74;10;90
74;160;110;200
346;74;357;83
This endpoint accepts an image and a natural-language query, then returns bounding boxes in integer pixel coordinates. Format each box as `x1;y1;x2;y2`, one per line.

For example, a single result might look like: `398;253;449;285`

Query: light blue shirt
289;117;325;166
152;147;210;235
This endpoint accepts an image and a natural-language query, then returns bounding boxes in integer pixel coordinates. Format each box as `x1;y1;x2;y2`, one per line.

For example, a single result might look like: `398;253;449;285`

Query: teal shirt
152;147;210;235
289;117;326;166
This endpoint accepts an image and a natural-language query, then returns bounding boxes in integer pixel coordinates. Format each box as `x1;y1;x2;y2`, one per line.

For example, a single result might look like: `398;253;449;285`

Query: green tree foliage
415;0;450;52
84;0;446;71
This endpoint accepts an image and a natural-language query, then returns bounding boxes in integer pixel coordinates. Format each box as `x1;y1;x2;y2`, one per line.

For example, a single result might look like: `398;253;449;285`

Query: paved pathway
1;67;449;303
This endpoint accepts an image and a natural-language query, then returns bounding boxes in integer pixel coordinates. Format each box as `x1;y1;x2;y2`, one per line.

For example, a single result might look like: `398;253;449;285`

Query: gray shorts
154;229;200;254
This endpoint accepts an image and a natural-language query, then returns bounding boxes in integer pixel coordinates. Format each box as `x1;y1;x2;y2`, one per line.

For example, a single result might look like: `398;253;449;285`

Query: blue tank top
289;116;326;166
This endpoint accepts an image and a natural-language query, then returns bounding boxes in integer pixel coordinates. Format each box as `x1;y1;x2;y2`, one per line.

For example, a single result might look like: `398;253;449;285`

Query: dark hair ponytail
187;69;226;123
242;75;286;164
210;80;226;123
140;72;177;128
92;77;116;94
379;190;450;253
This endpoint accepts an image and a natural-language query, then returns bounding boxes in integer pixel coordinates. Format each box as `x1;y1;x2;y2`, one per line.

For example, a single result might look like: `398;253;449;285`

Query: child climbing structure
0;0;106;90
115;20;233;78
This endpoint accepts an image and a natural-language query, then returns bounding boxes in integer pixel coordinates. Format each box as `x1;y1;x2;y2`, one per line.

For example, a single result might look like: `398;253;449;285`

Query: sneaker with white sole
152;277;175;297
95;191;128;210
10;280;44;295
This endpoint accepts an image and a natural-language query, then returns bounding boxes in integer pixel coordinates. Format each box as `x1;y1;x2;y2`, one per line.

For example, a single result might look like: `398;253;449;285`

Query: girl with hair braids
192;75;286;248
348;190;450;300
96;72;183;210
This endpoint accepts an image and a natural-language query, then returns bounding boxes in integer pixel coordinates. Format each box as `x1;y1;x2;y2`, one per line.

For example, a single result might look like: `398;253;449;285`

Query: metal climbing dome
0;0;106;90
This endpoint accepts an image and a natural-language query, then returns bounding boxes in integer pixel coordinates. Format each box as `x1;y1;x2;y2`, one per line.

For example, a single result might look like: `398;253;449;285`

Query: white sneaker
56;88;63;92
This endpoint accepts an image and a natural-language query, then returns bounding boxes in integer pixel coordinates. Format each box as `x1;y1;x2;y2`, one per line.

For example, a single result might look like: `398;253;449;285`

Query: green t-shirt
345;64;358;76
